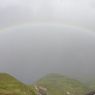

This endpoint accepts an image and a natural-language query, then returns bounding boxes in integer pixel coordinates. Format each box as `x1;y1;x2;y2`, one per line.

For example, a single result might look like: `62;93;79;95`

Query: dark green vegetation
35;73;89;95
0;73;35;95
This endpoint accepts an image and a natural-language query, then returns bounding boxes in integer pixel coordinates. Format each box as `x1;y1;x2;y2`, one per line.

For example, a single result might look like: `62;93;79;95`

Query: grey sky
0;0;95;83
0;0;95;31
0;24;95;83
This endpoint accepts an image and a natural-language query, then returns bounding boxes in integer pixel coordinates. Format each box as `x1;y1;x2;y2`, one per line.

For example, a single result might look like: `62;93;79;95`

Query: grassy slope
36;73;89;95
0;73;35;95
86;80;95;90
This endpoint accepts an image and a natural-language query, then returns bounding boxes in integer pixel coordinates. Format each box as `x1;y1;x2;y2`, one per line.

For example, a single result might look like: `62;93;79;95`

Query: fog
0;23;95;83
0;0;95;31
0;0;95;83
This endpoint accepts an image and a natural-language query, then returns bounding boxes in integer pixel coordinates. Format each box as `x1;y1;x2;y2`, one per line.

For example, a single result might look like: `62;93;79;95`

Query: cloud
0;0;95;31
0;0;95;83
0;0;20;8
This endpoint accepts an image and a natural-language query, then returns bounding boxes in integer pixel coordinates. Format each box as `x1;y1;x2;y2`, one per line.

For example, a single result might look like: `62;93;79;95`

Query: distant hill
0;73;35;95
35;73;89;95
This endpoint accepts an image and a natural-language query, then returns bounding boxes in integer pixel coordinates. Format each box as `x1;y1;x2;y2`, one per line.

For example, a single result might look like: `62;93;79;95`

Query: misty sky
0;0;95;83
0;0;95;31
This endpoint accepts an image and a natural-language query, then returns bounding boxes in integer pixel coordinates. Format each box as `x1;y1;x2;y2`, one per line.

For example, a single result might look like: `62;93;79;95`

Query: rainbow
0;22;93;33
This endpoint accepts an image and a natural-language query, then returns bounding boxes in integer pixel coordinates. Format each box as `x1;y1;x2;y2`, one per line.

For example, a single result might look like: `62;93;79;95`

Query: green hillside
86;80;95;90
0;73;35;95
35;73;89;95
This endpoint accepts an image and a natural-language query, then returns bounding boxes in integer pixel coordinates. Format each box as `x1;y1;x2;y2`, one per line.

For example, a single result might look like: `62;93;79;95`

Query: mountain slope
0;73;35;95
35;73;89;95
86;80;95;90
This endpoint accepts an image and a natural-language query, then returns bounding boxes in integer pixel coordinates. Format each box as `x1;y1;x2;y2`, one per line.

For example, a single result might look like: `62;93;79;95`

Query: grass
0;73;92;95
35;73;89;95
0;73;35;95
85;80;95;91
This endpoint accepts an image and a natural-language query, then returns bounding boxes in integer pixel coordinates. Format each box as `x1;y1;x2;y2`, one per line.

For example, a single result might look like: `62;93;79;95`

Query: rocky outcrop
86;91;95;95
34;86;47;95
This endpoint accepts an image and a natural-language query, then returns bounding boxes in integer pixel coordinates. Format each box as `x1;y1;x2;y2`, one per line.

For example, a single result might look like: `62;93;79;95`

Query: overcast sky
0;0;95;83
0;0;95;31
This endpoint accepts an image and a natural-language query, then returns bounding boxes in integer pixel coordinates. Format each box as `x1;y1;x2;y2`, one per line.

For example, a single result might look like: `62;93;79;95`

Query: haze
0;0;95;31
0;0;95;83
